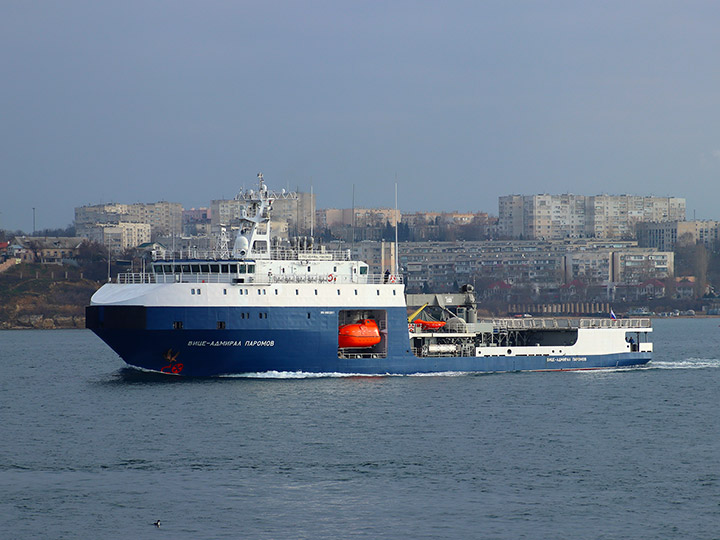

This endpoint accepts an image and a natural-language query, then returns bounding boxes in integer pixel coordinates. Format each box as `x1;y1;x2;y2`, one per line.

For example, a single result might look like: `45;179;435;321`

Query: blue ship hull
87;305;651;376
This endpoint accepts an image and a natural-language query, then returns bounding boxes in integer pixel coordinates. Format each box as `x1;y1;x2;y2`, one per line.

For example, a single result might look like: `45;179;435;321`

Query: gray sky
2;0;720;231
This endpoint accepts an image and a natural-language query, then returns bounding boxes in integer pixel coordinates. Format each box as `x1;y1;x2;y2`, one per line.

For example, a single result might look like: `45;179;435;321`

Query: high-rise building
498;194;685;240
75;202;182;240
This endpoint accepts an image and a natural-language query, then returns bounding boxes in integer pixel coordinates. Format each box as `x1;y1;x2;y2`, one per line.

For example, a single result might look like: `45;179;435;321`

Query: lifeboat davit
413;319;446;331
338;319;382;349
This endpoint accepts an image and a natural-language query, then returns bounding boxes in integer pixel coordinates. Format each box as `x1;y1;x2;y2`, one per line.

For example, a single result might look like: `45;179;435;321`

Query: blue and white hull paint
87;281;652;377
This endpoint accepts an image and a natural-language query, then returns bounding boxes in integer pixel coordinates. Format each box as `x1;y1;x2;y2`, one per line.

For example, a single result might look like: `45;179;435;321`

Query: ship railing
480;317;651;330
117;273;236;284
257;273;403;285
269;247;353;261
152;247;354;262
480;318;576;330
117;273;158;284
579;318;652;329
116;272;403;285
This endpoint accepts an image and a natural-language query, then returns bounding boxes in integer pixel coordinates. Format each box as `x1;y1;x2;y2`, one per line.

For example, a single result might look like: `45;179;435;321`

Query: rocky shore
0;264;101;330
1;314;86;330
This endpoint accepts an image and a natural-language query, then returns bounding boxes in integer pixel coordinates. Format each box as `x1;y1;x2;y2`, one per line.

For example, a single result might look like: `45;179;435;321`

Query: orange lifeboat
413;319;446;331
338;319;382;349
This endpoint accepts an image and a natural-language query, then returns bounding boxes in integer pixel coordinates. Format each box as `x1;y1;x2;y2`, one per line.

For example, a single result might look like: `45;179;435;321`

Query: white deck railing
479;318;651;330
152;247;353;262
116;272;403;285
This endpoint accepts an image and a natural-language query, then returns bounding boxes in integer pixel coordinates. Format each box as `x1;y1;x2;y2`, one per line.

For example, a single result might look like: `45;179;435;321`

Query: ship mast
232;173;274;259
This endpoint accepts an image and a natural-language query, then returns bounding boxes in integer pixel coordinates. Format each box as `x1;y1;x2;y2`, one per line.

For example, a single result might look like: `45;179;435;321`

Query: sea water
1;319;720;539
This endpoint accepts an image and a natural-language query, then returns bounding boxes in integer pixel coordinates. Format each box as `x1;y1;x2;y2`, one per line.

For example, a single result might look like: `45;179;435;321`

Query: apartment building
75;201;182;244
499;194;686;240
637;220;720;251
127;202;182;238
85;222;152;253
587;195;685;239
351;240;397;275
75;203;133;237
611;249;674;283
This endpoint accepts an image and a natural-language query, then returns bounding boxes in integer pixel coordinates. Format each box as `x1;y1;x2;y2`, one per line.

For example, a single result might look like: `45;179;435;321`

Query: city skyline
0;188;707;236
3;2;720;231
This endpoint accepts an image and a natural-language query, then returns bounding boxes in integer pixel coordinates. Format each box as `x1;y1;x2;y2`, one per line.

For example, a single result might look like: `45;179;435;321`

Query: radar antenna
215;225;230;259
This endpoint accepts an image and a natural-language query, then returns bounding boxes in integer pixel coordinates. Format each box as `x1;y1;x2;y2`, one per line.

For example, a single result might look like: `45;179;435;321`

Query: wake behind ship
86;174;652;376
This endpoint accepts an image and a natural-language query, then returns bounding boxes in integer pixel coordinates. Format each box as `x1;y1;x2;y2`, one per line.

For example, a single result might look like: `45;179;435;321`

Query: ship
86;174;653;376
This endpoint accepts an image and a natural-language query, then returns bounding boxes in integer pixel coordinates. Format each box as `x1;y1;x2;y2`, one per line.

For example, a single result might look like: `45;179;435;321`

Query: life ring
389;274;396;283
327;273;335;282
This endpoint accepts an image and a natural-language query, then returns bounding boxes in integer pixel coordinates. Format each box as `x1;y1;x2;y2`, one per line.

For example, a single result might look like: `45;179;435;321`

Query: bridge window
210;264;220;273
191;265;201;273
229;264;237;273
247;264;255;273
201;264;210;273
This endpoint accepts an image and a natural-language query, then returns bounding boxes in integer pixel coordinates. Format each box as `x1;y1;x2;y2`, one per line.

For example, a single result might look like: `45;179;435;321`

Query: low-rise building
10;236;85;264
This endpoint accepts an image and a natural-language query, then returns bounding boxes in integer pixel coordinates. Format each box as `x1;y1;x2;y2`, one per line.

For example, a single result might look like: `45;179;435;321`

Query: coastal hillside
0;263;102;329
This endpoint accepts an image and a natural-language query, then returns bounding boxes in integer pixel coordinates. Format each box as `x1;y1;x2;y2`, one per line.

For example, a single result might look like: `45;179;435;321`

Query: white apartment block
86;222;152;253
75;201;182;240
499;194;686;240
127;202;182;238
611;249;674;283
351;240;397;275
